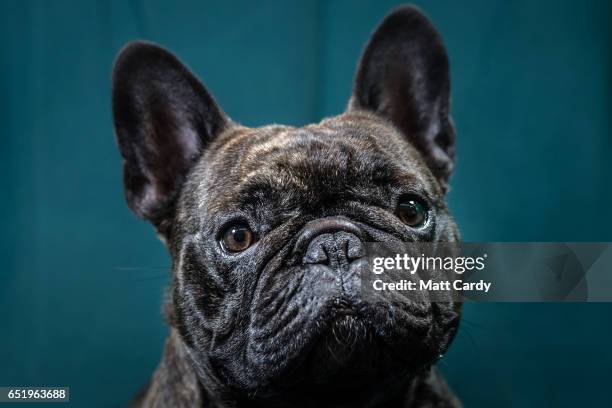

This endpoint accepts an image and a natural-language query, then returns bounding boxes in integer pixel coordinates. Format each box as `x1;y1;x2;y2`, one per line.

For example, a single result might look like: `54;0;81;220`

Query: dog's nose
294;217;365;266
303;231;365;265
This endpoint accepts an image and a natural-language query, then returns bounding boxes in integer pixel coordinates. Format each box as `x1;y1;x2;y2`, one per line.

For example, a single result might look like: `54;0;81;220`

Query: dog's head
113;6;460;405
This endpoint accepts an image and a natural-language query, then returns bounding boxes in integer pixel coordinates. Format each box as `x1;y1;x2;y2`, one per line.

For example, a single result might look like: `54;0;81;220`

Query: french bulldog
112;5;462;408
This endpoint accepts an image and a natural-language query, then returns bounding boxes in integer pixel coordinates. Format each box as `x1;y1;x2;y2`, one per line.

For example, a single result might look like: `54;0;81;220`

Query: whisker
129;274;172;282
114;266;172;271
457;325;479;351
458;318;487;330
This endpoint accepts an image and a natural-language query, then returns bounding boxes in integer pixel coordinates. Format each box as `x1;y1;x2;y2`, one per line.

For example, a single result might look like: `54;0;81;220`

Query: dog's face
113;6;460;405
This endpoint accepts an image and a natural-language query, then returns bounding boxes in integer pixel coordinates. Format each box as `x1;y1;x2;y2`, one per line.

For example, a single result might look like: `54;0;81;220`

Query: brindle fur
114;5;462;408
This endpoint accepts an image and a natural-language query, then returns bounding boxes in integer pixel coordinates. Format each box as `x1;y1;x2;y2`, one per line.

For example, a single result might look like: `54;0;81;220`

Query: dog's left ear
349;6;455;188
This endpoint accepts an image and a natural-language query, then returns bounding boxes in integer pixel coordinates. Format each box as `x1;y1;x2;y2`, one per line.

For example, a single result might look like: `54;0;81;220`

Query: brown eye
397;198;428;227
220;223;254;253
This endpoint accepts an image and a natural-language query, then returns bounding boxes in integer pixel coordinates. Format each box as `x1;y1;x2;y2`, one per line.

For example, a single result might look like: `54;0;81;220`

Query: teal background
1;0;611;406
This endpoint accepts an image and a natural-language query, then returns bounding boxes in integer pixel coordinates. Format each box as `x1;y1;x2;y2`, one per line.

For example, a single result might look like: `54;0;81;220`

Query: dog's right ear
112;41;230;237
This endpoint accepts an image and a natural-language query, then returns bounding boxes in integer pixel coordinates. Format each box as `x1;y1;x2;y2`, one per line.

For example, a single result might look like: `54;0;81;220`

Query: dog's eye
220;223;254;253
397;197;428;227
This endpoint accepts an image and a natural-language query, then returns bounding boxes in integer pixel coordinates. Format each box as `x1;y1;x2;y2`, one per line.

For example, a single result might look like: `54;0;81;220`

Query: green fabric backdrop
1;1;611;406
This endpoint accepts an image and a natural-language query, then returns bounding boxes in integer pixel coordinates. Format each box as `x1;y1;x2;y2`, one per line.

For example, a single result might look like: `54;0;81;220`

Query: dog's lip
331;297;358;316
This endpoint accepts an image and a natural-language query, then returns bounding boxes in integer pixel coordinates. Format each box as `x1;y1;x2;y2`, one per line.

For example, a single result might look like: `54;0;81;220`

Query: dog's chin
281;313;413;385
305;314;382;383
246;313;425;406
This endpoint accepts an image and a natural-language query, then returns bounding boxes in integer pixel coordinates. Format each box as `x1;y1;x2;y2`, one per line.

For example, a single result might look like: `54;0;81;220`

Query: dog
112;5;461;407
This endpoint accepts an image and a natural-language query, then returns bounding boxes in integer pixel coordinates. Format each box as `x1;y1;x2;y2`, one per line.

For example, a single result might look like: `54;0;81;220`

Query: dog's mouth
319;301;371;360
310;309;373;374
255;301;423;404
237;251;456;396
266;304;373;389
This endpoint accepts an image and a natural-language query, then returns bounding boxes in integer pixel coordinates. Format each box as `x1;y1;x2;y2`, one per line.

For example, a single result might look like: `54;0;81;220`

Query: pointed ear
349;6;455;188
112;41;230;237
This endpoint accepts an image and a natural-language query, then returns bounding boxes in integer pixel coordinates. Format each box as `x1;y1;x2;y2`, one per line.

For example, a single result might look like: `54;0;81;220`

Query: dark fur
112;5;462;408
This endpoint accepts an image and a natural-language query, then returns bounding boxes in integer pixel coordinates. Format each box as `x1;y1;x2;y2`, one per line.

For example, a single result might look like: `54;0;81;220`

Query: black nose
294;217;365;267
303;231;365;266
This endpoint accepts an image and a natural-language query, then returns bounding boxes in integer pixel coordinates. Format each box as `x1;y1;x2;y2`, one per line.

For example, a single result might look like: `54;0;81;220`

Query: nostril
303;234;330;264
344;233;366;260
